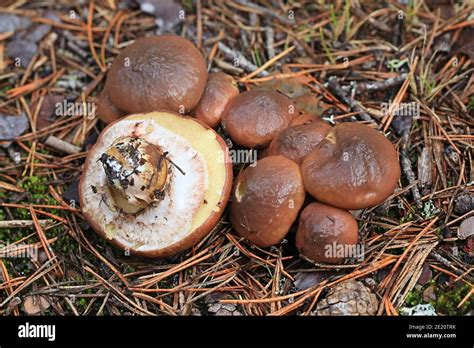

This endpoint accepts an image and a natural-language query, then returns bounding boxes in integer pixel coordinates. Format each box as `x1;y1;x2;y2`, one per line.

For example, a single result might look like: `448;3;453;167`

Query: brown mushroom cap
79;111;232;258
267;119;332;164
301;122;400;210
193;72;239;128
222;90;296;148
230;155;305;247
98;35;207;122
296;202;359;264
96;90;125;123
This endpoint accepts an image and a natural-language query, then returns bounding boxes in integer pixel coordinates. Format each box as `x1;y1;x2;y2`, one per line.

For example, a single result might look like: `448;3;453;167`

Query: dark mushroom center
99;136;169;214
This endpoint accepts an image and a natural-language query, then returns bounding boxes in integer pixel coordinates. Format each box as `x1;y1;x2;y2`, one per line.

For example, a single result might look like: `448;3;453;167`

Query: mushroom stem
99;136;169;214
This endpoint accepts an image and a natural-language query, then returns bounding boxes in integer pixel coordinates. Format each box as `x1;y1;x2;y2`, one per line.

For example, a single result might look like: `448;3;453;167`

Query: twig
44;136;81;155
327;76;376;123
351;73;408;93
218;42;269;76
265;27;275;59
0;219;54;228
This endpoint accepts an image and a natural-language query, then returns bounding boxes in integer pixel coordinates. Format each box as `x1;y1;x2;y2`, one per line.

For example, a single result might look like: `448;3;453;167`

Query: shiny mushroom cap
267;119;332;164
97;35;207;122
222;90;296;148
301;122;400;210
296;202;359;264
230;155;305;247
193;72;239;128
79;111;233;258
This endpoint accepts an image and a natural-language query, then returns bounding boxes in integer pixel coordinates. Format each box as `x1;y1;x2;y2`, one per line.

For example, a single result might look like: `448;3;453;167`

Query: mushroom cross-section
97;35;208;123
79;111;233;257
301;122;401;210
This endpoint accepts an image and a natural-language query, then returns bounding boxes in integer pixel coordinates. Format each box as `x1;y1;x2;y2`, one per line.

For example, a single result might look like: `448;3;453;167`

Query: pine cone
314;280;378;316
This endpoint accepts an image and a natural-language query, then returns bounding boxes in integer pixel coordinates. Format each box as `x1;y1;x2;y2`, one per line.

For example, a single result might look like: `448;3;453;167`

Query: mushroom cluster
82;34;400;262
229;119;400;264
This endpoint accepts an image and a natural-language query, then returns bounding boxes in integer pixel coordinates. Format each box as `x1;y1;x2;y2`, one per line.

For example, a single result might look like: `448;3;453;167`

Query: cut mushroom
79;111;233;257
267;119;332;164
230;156;305;247
193;72;239;128
301;122;400;210
222;90;296;148
296;202;359;264
97;35;207;123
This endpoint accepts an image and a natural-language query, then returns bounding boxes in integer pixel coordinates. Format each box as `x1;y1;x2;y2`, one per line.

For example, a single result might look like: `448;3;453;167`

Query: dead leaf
32;94;64;130
294;271;330;291
425;0;455;19
457;27;474;61
6;39;37;67
422;285;437;302
22;295;51;315
417;262;432;285
0;14;31;34
458;216;474;240
138;0;183;33
258;69;324;114
4;11;56;67
0;112;29;147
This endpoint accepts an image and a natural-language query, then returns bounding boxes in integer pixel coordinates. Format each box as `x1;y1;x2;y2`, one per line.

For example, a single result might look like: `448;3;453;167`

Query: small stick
327;76;375;123
350;73;408;93
162;152;186;176
196;0;203;49
87;0;106;72
218;42;269;76
400;132;423;210
265;27;275;59
0;220;54;228
44;135;81;155
233;0;293;25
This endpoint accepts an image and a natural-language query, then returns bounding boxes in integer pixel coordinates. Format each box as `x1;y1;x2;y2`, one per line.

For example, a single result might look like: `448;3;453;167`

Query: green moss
468;97;474;110
20;175;48;195
404;281;472;315
400;212;415;224
405;287;423;307
435;283;472;315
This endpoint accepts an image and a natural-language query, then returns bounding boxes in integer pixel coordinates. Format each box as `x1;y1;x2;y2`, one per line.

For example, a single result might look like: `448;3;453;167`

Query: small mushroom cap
101;35;207;117
193;72;239;128
230;155;305;247
222;90;296;148
79;111;232;258
301;122;400;210
267;119;332;164
97;90;125;123
296;202;359;264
